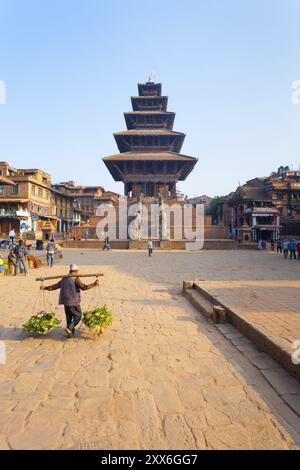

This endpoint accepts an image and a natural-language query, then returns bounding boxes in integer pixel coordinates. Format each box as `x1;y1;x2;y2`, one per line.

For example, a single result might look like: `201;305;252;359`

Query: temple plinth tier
102;81;198;198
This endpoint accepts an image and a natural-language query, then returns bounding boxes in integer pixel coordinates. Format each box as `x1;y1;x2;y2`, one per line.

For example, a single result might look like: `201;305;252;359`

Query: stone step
184;287;215;320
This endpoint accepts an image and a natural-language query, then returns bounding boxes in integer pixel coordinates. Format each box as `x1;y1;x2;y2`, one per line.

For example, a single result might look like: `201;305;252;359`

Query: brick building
216;166;300;241
50;185;74;233
227;178;280;242
0;162;105;238
216;193;233;227
267;166;300;236
0;161;55;238
53;182;106;220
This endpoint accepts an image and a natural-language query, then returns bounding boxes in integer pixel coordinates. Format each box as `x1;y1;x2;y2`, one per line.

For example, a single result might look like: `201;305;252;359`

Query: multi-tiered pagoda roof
102;81;198;198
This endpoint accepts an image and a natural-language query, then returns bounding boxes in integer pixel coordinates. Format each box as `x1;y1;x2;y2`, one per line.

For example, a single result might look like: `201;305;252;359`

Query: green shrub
83;305;112;336
23;311;61;334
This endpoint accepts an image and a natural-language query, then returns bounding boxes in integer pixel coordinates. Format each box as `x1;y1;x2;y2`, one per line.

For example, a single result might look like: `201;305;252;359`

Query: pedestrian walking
8;229;16;244
85;227;89;241
148;240;153;257
282;239;289;259
102;236;110;251
41;264;99;337
13;239;29;275
276;238;282;254
288;238;297;260
46;238;56;268
270;237;275;251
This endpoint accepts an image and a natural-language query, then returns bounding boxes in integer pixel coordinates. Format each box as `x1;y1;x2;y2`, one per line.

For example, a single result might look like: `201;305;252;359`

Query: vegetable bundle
82;305;112;335
23;311;61;334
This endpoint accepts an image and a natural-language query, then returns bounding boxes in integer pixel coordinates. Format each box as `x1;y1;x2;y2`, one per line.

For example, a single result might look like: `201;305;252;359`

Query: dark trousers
64;305;82;330
14;256;28;275
290;249;296;260
47;253;54;267
277;246;282;253
148;248;153;257
283;249;288;259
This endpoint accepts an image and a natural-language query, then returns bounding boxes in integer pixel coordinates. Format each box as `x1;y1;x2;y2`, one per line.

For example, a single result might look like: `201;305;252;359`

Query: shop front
251;208;280;241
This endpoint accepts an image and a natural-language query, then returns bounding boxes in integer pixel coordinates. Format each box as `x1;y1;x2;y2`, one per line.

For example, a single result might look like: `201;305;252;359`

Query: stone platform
62;239;237;250
183;278;300;381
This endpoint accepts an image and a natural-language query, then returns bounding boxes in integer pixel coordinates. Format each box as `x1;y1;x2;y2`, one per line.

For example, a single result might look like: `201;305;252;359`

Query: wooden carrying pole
36;273;104;281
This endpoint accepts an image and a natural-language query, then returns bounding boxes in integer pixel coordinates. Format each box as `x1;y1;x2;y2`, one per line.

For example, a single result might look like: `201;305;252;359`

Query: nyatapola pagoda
70;79;233;249
102;80;198;198
98;79;205;247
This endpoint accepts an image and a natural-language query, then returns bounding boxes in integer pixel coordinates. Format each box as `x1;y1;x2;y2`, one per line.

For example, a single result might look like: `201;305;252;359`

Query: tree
208;196;226;224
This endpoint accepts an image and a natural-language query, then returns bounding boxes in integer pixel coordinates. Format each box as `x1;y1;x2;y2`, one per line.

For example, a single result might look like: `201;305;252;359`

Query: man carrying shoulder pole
41;264;99;337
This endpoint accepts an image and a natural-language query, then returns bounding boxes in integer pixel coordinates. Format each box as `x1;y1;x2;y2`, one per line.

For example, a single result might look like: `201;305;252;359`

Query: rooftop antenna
148;72;156;83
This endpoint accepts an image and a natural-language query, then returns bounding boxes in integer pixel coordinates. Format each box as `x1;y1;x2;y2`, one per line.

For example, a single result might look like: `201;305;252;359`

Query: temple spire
102;80;198;198
148;72;156;83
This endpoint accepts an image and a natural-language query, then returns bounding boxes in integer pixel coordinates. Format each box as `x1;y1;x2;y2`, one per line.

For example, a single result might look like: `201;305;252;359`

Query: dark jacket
13;244;27;259
45;276;95;306
288;240;297;251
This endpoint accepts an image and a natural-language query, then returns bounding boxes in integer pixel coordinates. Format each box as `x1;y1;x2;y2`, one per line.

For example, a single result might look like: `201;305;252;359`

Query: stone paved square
0;249;300;449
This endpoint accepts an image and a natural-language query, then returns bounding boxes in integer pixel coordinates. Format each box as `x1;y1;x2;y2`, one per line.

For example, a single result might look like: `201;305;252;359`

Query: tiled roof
114;129;184;136
124;111;174;115
242;187;271;201
102;152;197;162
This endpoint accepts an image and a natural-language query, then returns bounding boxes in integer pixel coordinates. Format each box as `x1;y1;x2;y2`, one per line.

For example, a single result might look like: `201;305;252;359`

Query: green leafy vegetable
23;311;61;334
83;305;112;335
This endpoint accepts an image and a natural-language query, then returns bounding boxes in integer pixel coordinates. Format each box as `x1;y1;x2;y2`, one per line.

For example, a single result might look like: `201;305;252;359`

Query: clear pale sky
0;0;299;197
